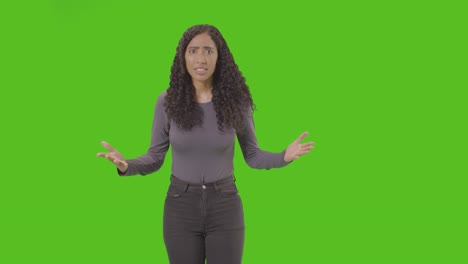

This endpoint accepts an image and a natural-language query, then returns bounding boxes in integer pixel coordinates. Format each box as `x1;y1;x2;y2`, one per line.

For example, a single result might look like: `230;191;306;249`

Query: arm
119;91;170;176
236;109;290;169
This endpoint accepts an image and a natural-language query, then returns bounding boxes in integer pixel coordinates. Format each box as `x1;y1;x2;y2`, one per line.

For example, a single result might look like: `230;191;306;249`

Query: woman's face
185;32;218;86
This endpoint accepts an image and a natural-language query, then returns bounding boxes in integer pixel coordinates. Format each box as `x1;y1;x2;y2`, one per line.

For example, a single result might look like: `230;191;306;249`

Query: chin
192;75;213;83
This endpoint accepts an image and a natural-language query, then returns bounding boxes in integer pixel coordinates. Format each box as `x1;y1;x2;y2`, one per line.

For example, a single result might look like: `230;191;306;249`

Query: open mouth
194;68;208;74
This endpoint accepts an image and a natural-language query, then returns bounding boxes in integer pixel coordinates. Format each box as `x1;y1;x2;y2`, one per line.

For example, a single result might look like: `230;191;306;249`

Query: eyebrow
187;46;215;50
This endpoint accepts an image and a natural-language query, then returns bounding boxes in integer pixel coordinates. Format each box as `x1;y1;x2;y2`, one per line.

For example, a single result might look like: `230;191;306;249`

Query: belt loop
214;182;219;191
184;184;189;192
233;174;236;182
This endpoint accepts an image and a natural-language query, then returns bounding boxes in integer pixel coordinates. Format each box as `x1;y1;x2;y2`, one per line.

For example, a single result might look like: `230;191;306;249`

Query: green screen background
1;0;466;263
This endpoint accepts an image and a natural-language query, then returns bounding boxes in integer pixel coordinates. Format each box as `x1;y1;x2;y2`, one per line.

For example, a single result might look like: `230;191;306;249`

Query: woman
97;24;314;264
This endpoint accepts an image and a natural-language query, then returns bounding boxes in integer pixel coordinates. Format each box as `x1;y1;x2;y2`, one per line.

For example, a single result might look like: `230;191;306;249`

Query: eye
188;49;195;54
208;49;214;54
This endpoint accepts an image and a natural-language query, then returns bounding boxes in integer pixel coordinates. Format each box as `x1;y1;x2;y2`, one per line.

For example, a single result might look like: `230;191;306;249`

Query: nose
196;53;207;64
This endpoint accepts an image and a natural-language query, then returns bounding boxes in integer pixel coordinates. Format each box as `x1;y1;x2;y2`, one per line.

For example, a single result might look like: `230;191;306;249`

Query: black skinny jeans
163;175;245;264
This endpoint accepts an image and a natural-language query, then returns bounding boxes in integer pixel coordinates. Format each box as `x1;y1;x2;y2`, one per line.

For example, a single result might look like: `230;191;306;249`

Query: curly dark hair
164;24;255;132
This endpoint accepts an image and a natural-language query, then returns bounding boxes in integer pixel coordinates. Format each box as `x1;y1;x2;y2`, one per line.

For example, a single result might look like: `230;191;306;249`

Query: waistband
170;175;236;191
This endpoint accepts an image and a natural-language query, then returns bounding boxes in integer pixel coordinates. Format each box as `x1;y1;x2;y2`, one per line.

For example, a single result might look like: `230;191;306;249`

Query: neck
193;80;213;103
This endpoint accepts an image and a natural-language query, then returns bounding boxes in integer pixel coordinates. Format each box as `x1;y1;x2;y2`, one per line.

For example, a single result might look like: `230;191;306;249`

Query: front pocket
219;185;239;197
166;185;183;198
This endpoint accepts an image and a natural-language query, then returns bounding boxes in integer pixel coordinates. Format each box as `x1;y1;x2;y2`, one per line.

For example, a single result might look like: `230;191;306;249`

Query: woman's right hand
96;141;129;173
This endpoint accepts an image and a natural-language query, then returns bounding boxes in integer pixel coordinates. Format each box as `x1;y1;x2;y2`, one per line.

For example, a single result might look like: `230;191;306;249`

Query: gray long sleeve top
119;90;289;184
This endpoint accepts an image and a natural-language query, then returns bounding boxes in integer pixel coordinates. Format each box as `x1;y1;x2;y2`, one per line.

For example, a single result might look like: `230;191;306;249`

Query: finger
295;131;309;143
105;153;120;162
98;153;113;162
101;141;117;152
300;147;313;152
97;153;114;159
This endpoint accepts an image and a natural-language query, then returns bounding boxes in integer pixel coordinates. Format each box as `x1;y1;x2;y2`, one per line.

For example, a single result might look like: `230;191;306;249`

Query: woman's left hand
284;131;315;162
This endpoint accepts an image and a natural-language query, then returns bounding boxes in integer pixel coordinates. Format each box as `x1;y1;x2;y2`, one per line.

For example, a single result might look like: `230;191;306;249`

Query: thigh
164;234;205;264
205;189;245;264
205;229;244;264
163;185;205;264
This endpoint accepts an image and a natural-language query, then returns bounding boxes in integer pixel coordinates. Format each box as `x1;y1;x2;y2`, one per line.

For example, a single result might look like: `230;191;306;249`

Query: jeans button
202;185;206;189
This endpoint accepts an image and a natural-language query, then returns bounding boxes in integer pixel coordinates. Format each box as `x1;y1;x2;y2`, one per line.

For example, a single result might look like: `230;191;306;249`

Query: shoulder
157;90;168;103
154;89;169;115
154;90;169;122
241;105;253;118
155;90;169;109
